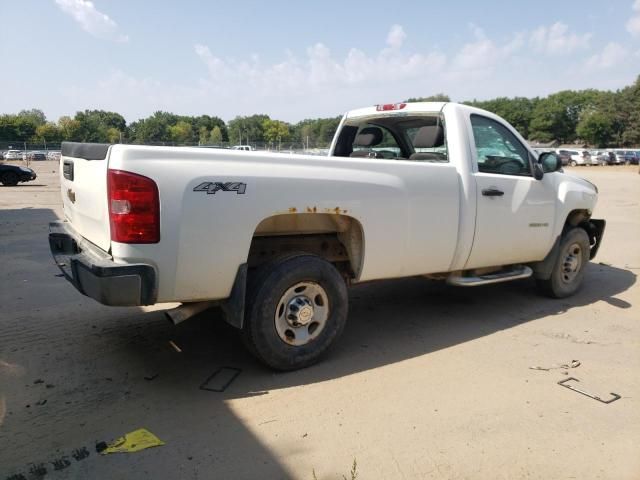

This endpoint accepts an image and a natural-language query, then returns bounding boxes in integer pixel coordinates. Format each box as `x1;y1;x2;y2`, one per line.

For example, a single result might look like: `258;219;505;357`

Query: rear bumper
49;221;157;306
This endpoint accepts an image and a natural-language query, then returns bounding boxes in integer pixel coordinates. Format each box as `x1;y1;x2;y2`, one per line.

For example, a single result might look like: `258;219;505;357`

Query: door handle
482;188;504;197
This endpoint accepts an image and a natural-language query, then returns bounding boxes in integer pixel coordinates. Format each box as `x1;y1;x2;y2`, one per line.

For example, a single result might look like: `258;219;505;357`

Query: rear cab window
334;113;448;162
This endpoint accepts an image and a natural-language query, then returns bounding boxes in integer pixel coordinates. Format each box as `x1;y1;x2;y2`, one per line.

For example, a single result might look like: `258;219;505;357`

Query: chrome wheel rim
561;242;583;284
274;282;329;346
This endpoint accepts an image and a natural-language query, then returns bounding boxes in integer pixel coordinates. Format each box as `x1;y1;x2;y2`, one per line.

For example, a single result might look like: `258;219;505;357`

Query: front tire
537;228;590;298
569;160;578;167
242;254;348;370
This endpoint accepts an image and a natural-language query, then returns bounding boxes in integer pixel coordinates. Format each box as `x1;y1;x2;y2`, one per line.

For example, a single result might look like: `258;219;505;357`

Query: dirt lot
1;162;638;479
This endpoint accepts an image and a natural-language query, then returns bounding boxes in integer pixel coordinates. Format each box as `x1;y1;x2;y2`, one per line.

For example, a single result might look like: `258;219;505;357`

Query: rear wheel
537;228;590;298
569;160;578;167
242;254;348;370
1;172;19;186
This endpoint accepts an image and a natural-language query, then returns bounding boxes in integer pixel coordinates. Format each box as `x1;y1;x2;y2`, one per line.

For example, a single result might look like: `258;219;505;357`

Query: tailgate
60;142;111;251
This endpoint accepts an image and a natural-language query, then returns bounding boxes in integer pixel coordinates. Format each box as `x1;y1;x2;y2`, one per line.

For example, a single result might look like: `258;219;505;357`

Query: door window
471;115;531;176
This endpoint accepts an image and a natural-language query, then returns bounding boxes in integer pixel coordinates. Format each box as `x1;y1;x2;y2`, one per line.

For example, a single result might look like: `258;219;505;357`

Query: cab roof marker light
376;103;407;111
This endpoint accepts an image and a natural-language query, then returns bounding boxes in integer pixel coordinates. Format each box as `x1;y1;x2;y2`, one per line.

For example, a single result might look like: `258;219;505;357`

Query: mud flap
220;263;247;329
580;219;606;259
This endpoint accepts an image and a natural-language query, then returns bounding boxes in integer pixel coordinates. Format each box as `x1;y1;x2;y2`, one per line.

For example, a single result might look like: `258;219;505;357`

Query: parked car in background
562;149;592;166
231;145;254;151
554;150;572;166
614;150;639;165
3;150;24;161
28;151;47;161
623;150;639;165
47;151;62;161
589;150;611;166
0;163;36;185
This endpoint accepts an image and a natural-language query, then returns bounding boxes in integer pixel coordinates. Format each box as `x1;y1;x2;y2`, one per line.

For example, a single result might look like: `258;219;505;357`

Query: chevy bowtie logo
67;188;76;203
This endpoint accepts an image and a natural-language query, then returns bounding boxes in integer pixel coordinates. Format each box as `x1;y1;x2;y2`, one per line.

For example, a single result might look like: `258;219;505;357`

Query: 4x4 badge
193;182;246;195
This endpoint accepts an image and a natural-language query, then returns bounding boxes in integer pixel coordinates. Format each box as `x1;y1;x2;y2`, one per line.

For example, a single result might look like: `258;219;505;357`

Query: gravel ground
0;161;638;479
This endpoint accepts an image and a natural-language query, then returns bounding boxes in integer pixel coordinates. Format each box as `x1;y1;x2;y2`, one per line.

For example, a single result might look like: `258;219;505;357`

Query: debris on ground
144;374;159;381
199;367;241;392
168;340;182;353
558;377;621;404
529;360;581;371
99;428;165;455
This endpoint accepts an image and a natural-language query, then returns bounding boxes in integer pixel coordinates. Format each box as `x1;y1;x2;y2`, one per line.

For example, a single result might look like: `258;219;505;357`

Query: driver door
465;114;555;269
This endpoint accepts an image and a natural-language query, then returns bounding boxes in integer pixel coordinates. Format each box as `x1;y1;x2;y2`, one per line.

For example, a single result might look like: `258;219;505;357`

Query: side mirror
539;152;562;174
533;162;544;180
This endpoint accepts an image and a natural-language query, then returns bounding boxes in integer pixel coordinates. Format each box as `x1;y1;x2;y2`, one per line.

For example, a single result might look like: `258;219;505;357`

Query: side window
470;114;531;176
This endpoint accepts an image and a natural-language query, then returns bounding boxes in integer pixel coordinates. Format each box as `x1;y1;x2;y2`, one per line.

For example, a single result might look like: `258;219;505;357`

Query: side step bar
446;265;533;287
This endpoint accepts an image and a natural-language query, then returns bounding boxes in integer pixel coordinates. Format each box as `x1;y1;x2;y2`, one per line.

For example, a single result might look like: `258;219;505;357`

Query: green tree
58;116;82;141
128;111;178;144
198;126;209;144
618;76;640;146
74;110;126;142
35;122;62;142
18;109;47;127
168;120;193;144
209;126;223;144
0;114;39;140
106;127;122;143
405;93;450;102
228;114;270;145
262;119;290;146
576;111;615;147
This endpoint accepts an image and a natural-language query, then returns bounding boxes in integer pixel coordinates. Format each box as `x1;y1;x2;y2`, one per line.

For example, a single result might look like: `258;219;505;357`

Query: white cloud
386;25;406;49
451;25;523;73
54;0;128;42
585;42;629;69
529;22;591;55
628;0;640;36
51;21;640;124
194;27;447;97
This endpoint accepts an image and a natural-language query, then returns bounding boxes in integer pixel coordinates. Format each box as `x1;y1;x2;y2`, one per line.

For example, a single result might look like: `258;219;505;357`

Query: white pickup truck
49;102;605;370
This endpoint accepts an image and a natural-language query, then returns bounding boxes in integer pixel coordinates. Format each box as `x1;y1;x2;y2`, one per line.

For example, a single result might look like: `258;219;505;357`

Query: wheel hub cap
287;296;314;326
274;282;330;346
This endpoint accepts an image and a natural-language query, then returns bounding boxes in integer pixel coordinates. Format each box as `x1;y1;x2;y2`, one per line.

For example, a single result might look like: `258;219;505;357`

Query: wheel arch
248;212;365;280
221;213;364;330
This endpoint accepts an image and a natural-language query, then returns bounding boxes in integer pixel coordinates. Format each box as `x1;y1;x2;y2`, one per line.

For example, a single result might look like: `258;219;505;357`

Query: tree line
0;108;342;149
1;76;638;148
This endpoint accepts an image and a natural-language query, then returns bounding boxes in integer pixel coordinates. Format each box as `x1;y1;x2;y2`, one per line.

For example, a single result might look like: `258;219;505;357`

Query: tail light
376;103;407;111
108;169;160;244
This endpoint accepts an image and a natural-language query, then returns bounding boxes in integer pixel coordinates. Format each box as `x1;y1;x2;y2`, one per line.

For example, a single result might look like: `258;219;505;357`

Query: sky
0;0;639;123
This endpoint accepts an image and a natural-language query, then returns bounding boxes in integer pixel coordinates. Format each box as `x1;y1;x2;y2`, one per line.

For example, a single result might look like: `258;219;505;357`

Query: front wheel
569;160;578;167
242;254;348;370
537;228;590;298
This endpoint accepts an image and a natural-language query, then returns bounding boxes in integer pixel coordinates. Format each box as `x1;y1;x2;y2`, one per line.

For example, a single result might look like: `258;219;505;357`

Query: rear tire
569;160;577;167
1;172;19;186
536;228;590;298
242;254;348;370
